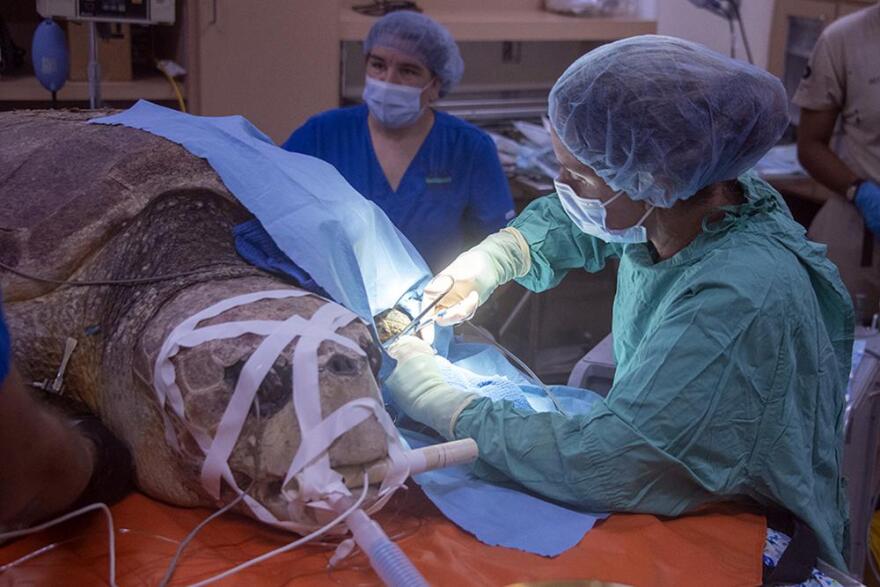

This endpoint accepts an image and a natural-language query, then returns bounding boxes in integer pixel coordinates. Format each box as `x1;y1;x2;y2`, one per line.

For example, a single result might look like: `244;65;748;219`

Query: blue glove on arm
855;180;880;236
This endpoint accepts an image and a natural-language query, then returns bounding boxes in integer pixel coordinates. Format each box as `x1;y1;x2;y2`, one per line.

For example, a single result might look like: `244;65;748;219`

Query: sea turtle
0;109;395;526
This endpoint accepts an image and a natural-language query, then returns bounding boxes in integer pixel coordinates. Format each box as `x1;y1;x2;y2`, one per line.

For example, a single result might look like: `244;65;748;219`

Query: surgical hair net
549;35;789;207
364;11;464;97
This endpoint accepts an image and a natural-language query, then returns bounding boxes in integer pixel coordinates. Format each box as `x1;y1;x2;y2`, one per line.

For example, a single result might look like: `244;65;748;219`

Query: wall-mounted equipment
34;0;176;109
36;0;175;25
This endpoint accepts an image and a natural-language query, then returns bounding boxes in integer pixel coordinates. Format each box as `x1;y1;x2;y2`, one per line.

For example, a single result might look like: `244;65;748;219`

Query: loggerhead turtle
0;109;401;527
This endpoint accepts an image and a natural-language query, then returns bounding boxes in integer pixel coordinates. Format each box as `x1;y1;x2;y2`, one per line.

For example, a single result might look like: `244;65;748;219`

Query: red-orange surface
0;487;765;586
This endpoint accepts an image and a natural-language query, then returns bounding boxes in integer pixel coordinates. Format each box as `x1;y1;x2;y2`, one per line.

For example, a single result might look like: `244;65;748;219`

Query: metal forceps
382;275;455;349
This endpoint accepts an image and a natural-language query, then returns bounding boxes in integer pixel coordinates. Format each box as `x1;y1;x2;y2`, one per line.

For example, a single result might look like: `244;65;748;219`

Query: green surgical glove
420;228;531;342
385;336;477;440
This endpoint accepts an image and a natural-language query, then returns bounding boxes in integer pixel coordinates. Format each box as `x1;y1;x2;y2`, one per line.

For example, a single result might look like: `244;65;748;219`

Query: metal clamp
382;275;454;349
32;337;78;394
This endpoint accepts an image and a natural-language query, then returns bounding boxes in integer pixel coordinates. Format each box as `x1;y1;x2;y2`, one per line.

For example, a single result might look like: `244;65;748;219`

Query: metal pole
87;21;101;108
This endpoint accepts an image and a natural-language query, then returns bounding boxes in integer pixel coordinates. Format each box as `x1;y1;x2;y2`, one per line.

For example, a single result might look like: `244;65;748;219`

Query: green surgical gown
453;174;853;568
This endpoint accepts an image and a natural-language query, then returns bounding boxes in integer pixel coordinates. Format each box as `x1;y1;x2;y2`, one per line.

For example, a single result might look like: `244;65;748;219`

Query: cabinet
183;1;340;145
768;0;835;82
768;0;874;108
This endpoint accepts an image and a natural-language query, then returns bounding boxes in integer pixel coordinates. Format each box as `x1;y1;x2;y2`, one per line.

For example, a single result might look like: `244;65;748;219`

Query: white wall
654;0;775;70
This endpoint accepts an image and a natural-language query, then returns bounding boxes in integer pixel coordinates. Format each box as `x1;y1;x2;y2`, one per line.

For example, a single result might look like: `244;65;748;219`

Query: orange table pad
0;488;765;586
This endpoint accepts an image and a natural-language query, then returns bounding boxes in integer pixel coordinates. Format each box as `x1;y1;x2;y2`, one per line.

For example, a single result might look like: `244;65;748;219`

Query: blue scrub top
0;296;10;385
282;105;515;271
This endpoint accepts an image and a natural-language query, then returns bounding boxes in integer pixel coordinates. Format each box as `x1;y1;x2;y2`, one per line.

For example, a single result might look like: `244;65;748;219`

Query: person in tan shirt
795;3;880;318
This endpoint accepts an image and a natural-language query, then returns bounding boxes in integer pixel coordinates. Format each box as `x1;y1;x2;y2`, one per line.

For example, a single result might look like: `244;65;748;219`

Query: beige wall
342;40;602;97
655;0;775;69
190;0;340;144
238;0;778;140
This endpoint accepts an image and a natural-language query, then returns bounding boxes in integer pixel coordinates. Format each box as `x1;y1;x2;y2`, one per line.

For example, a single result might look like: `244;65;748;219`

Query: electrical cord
463;320;567;415
161;399;266;586
0;503;117;587
186;471;371;587
155;59;187;112
0;477;373;586
158;490;248;587
159;69;186;113
0;535;85;572
0;260;257;287
0;404;376;586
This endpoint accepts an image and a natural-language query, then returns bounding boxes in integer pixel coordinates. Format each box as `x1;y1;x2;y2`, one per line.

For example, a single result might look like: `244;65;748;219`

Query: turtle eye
324;353;361;377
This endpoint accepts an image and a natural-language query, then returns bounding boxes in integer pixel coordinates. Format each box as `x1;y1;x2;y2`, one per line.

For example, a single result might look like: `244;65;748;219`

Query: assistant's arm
451;280;782;514
792;31;859;196
797;108;858;196
511;195;620;292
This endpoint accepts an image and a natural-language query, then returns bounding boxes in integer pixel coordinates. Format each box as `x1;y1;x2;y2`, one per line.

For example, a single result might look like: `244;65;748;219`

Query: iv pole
87;21;101;108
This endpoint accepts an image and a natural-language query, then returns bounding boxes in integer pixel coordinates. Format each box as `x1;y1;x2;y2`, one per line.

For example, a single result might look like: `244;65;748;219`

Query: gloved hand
855;180;880;237
387;334;436;363
385;336;478;440
420;228;531;342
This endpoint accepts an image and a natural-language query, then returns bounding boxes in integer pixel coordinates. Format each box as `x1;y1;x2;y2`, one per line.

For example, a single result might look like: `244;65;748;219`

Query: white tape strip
154;290;309;419
290;304;360;506
153;289;410;535
200;312;304;499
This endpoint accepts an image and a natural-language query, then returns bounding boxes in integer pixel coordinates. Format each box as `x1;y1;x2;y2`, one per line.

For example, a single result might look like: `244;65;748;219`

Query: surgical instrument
383;275;455;350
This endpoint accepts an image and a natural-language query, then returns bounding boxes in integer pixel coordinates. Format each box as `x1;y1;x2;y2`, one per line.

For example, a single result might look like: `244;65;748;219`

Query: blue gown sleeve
281;117;319;155
453;276;791;514
510;195;621;292
463;135;515;241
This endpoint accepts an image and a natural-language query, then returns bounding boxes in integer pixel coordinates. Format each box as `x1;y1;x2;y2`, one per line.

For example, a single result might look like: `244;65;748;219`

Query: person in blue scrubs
282;11;515;271
0;295;131;530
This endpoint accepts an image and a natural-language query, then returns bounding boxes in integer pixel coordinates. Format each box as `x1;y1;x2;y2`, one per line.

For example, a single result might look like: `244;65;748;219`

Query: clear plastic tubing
345;509;428;587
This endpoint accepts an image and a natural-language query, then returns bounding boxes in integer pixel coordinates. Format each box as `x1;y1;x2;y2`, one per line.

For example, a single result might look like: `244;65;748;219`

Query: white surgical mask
362;77;429;129
553;177;653;244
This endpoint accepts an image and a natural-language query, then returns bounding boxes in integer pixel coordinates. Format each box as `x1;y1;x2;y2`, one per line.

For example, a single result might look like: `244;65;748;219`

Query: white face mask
362;77;430;129
553;176;653;244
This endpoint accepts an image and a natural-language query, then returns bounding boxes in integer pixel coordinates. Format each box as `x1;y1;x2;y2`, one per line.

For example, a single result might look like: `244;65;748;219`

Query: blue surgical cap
364;11;464;97
549;35;789;207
